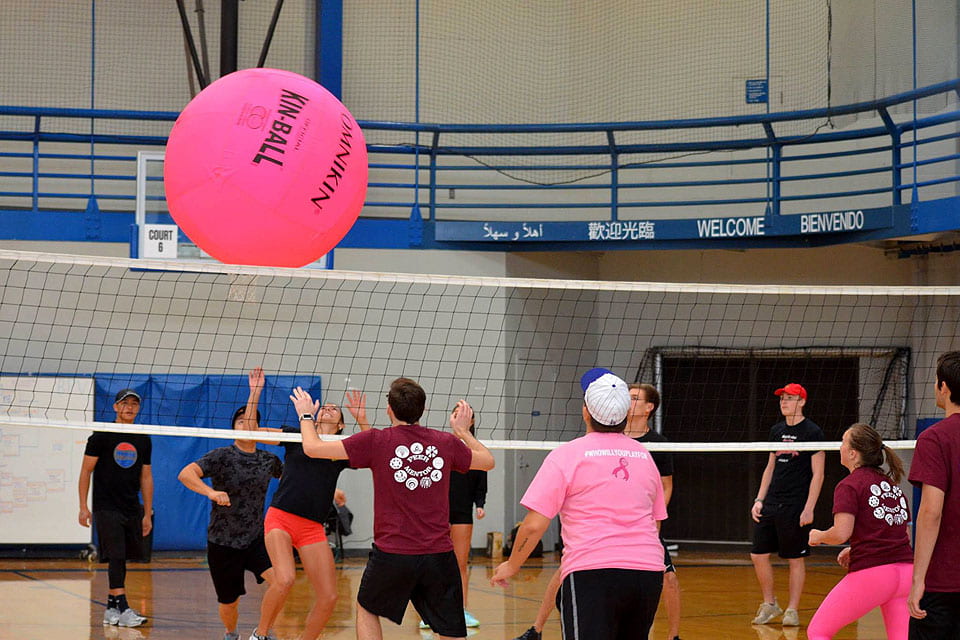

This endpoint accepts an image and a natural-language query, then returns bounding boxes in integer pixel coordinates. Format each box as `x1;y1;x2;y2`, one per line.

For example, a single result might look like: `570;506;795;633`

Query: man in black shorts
178;367;284;640
78;388;152;628
750;383;825;628
292;378;495;640
627;383;682;640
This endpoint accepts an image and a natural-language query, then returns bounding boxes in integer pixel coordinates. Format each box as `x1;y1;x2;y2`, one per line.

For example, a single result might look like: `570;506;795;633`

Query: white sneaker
116;608;147;628
782;608;800;626
103;607;121;625
751;600;783;625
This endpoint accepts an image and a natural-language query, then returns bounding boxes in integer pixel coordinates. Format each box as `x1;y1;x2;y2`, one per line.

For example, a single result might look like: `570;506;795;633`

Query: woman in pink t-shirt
807;423;913;640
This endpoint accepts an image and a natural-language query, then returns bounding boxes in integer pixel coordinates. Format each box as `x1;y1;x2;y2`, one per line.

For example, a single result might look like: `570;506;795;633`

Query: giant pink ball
163;68;367;267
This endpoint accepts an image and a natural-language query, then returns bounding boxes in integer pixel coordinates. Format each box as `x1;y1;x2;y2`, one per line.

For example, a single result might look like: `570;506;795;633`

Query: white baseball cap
580;367;631;426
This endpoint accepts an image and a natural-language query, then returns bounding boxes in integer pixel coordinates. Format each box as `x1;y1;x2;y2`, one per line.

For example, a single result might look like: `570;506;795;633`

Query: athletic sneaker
116;608;147;627
248;632;277;640
103;607;122;625
751;600;783;625
464;611;480;627
513;627;542;640
418;619;430;629
782;608;800;626
224;633;239;640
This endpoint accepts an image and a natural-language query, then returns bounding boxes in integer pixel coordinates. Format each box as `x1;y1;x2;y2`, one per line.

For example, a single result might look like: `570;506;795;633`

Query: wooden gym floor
0;549;891;639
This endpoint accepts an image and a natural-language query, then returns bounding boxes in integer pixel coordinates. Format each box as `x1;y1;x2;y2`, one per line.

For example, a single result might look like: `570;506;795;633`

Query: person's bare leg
529;567;563;632
750;553;776;604
663;570;681;639
296;541;338;640
257;530;296;637
218;599;239;635
450;523;472;609
786;558;805;611
356;603;383;640
256;567;285;639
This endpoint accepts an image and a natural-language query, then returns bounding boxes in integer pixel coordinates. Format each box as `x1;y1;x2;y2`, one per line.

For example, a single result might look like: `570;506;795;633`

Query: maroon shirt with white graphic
909;412;960;592
342;424;472;554
832;466;912;572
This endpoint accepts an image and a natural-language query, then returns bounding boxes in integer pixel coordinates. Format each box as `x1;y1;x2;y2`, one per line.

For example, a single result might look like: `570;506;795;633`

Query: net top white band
0;417;918;451
4;248;960;296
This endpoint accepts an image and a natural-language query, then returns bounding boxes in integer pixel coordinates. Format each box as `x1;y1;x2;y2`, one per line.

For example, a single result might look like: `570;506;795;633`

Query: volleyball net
0;249;949;452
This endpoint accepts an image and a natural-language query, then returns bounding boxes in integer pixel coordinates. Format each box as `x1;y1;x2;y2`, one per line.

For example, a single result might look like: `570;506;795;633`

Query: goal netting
0;249;950;450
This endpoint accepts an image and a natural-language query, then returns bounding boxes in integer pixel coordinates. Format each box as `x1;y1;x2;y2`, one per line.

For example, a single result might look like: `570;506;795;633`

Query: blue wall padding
94;374;322;550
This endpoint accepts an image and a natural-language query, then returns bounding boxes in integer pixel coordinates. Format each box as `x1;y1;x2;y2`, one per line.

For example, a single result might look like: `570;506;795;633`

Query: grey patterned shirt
196;445;282;549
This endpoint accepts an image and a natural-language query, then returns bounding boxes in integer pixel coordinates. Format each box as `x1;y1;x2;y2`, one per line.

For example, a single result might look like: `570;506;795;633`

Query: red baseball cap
774;383;807;399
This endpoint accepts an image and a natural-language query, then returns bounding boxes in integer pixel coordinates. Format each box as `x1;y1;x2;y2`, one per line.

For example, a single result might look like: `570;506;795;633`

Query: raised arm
244;367;284;444
450;400;495;471
245;366;264;425
291;386;349;460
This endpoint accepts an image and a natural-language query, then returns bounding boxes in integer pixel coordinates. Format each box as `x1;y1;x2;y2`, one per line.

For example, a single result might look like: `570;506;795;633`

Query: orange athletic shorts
264;507;328;548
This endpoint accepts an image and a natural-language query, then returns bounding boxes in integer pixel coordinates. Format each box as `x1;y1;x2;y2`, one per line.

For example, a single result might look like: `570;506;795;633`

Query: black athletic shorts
207;537;272;604
357;545;466;638
660;536;675;574
94;509;144;563
751;502;811;559
449;509;473;525
556;568;663;640
908;591;960;640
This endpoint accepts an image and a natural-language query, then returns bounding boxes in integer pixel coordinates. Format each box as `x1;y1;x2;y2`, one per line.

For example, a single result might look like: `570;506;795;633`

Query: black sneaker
513;627;542;640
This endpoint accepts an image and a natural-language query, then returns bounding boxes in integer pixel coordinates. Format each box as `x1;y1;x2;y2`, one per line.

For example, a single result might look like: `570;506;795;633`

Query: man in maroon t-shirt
291;377;495;640
908;351;960;638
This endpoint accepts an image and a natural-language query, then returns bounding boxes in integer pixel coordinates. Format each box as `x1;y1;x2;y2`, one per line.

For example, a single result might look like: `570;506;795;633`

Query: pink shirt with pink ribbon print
520;431;667;581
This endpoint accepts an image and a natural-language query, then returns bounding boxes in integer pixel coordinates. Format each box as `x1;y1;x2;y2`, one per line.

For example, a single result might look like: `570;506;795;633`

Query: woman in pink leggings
807;423;913;640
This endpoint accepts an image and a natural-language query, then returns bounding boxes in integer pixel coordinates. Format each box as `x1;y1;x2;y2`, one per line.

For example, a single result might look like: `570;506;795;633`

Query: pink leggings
807;562;912;640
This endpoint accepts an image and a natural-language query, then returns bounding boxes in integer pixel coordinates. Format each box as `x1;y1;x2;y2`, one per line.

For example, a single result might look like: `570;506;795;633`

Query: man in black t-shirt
749;383;825;628
78;388;152;628
178;367;284;640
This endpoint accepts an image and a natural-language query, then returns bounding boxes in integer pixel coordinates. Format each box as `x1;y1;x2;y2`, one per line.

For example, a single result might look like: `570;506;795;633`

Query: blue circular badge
113;442;138;469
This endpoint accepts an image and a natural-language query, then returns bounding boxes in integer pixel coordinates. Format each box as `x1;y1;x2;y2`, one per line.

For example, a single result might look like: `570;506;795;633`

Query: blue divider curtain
93;374;322;551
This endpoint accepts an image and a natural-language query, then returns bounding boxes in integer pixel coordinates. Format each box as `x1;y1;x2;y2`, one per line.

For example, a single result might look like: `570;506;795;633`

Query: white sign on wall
142;224;179;259
0;376;93;545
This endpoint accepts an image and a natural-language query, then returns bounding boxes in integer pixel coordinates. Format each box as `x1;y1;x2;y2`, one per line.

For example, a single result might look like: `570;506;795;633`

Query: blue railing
1;78;959;250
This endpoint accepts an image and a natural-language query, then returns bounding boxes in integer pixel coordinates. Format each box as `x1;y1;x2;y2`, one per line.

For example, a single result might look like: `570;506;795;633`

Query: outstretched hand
450;399;474;437
344;389;368;425
249;366;265;393
290;386;320;418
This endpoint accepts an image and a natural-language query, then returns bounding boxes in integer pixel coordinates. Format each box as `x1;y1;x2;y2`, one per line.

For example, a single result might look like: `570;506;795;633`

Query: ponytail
882;444;905;484
847;422;903;484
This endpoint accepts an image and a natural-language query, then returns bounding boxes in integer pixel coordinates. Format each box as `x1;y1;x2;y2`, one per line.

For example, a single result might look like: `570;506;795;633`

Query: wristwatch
300;413;314;421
